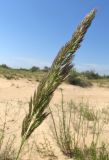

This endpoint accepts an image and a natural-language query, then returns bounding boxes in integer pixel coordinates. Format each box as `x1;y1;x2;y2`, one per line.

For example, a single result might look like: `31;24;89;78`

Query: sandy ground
0;77;109;159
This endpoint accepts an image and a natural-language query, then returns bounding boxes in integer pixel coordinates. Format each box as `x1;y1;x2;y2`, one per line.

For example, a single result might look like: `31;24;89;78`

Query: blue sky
0;0;109;74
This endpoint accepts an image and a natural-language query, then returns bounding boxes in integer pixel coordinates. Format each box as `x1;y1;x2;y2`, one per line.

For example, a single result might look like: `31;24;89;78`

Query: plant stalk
15;137;26;160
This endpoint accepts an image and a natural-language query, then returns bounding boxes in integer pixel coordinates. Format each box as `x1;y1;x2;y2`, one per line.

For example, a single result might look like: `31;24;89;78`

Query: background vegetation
0;64;109;88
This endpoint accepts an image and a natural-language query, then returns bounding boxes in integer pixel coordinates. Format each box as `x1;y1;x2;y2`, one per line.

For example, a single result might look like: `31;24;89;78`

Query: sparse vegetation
49;91;109;159
0;107;17;160
1;66;109;88
0;137;16;160
0;66;45;81
34;137;57;160
73;142;109;160
0;66;109;88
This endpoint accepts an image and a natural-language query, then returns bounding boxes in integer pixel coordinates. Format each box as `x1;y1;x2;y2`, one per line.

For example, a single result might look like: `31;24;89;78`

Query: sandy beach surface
0;77;109;160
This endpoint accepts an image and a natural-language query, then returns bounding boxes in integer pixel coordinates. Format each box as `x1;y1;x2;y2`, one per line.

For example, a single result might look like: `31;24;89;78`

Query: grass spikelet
16;9;96;160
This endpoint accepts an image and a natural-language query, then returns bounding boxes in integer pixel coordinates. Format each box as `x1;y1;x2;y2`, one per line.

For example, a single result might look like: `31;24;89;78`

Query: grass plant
49;92;109;159
14;9;96;160
0;107;17;160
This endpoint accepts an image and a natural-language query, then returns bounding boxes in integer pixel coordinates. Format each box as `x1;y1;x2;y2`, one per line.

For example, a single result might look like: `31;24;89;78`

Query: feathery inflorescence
21;9;96;142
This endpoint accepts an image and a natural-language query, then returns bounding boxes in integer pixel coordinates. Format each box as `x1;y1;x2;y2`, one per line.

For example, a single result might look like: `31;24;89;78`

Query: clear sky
0;0;109;74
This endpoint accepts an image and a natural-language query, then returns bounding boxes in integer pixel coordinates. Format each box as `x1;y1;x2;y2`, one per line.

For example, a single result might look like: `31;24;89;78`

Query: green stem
61;89;66;139
49;106;59;143
15;137;25;160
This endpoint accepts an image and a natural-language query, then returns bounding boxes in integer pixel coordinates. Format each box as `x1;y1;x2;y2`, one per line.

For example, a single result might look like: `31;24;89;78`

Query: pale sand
0;77;109;159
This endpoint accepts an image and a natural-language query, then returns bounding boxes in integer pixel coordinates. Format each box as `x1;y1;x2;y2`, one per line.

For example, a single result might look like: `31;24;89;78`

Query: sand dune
0;77;109;159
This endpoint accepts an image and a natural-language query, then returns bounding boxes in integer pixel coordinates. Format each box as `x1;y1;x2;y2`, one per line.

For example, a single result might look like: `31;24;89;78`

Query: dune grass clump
73;142;109;160
0;139;16;160
15;9;96;160
49;93;109;159
0;107;17;160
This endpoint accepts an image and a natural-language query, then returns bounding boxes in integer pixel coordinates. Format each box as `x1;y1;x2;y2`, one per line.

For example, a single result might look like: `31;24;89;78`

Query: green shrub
30;66;40;72
42;66;50;72
67;72;92;87
0;64;10;69
82;70;101;79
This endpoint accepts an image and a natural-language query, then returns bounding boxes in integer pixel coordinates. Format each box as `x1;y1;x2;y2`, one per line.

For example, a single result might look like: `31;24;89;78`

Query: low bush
82;70;101;79
0;64;10;69
30;66;40;72
67;71;92;87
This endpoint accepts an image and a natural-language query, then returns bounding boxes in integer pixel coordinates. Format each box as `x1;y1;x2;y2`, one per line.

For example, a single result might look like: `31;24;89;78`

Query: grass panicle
16;9;96;160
